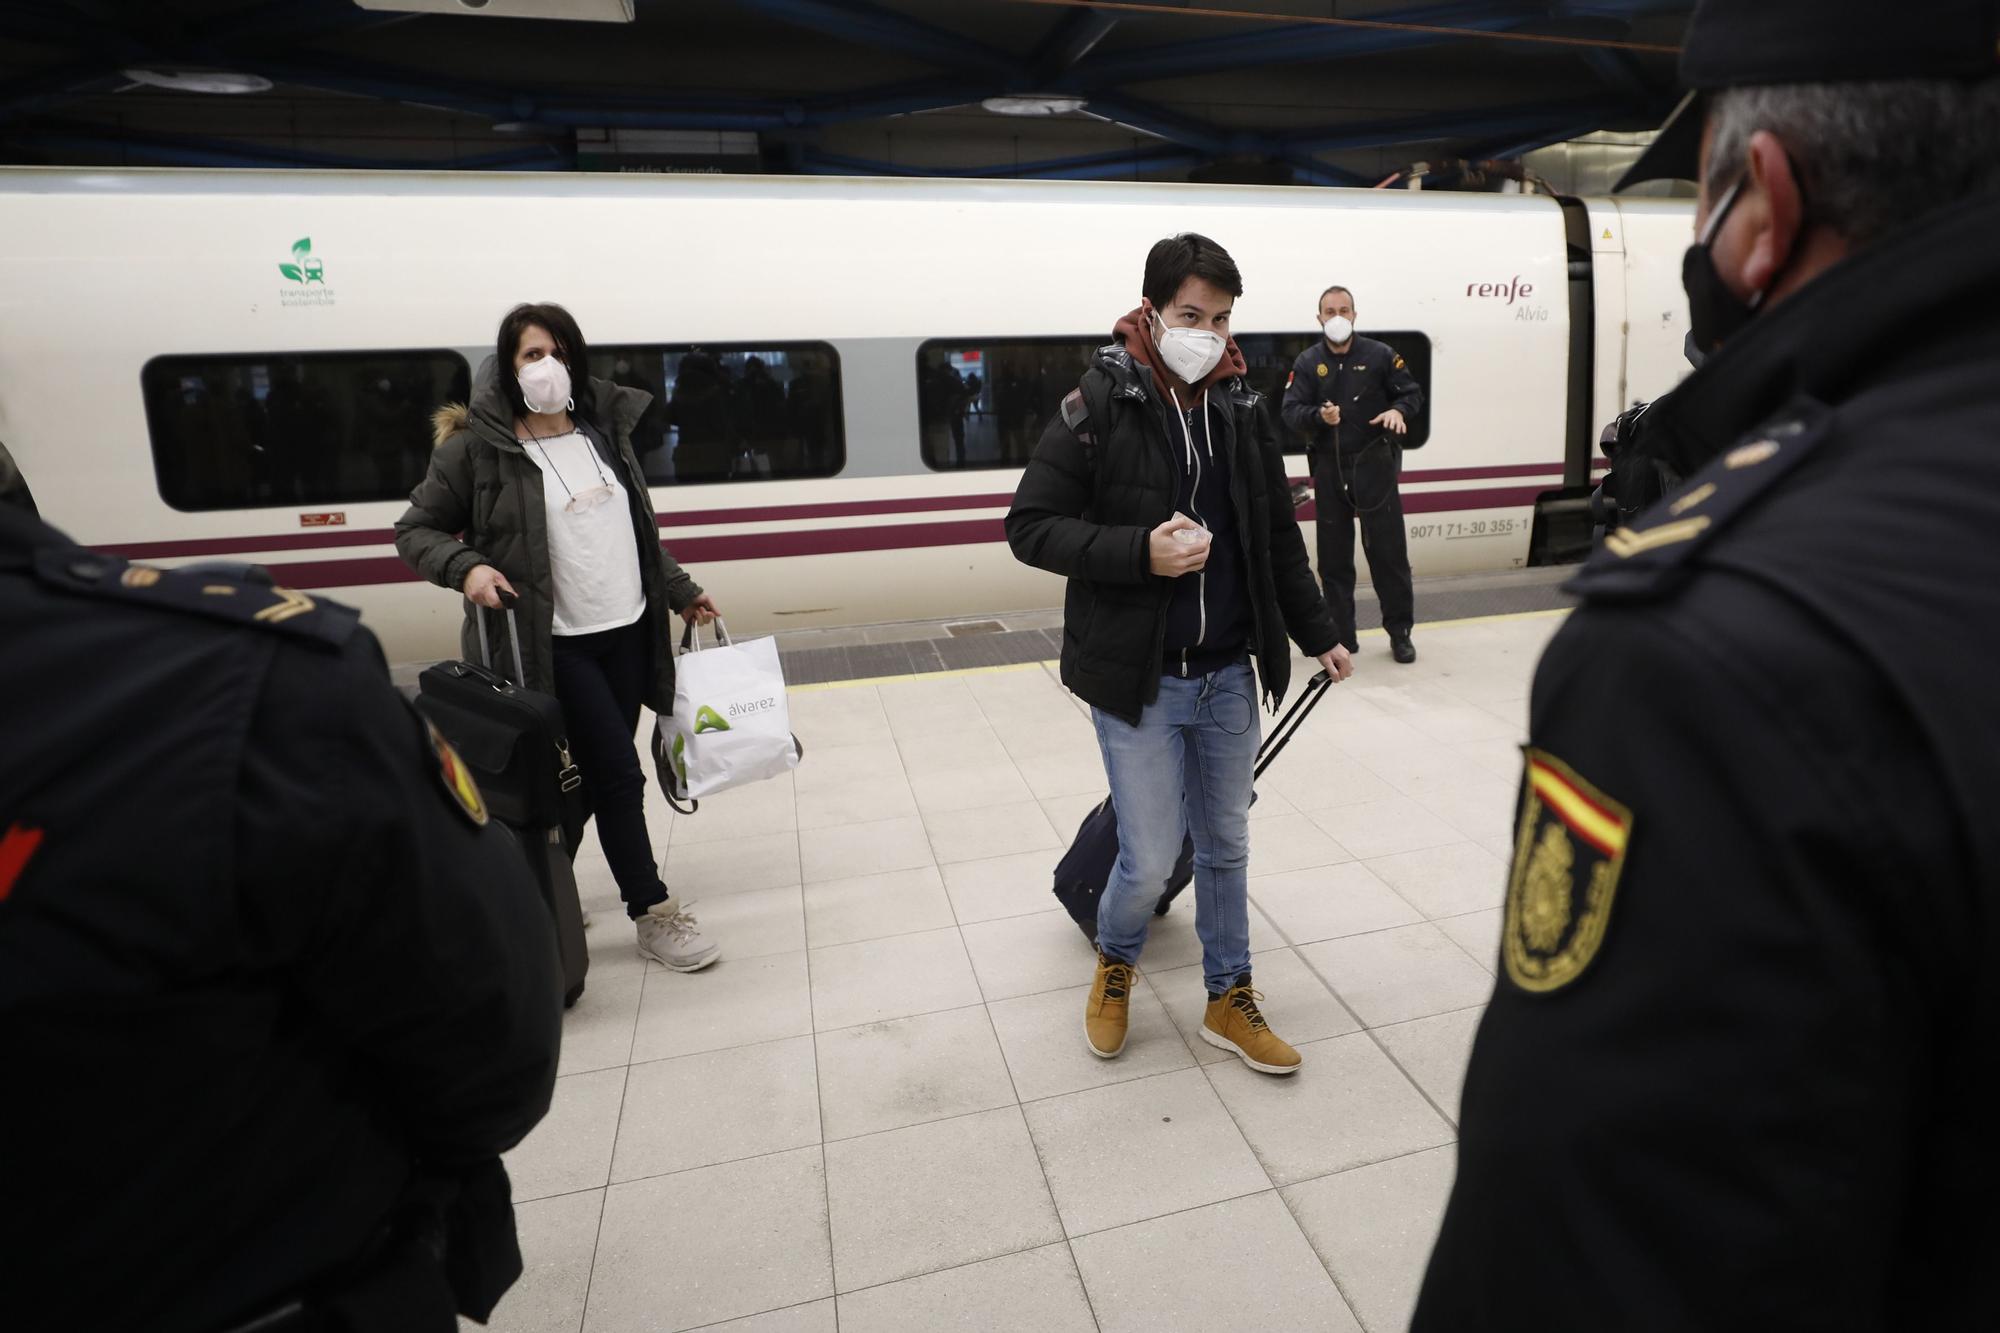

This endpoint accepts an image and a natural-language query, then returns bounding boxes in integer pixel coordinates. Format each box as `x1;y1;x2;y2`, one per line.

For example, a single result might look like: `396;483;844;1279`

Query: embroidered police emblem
1502;749;1631;992
1315;363;1329;378
426;720;489;827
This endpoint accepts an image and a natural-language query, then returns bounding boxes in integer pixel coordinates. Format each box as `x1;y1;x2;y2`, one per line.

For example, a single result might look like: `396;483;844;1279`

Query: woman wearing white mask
397;303;723;972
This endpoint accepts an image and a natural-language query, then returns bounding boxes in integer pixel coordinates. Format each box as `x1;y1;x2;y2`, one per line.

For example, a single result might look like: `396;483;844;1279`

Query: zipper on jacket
1171;389;1209;669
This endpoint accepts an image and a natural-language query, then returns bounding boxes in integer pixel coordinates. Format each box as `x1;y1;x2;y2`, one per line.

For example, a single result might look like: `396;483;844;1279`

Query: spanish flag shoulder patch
1502;748;1632;993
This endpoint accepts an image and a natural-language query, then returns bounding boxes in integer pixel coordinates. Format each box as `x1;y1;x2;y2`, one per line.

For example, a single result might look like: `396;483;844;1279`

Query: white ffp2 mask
1323;315;1354;344
518;357;573;415
1153;312;1226;384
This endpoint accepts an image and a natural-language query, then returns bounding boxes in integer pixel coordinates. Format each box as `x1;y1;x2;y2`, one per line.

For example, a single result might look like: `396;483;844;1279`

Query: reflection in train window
916;337;1099;471
142;350;471;512
1234;331;1434;449
590;342;843;486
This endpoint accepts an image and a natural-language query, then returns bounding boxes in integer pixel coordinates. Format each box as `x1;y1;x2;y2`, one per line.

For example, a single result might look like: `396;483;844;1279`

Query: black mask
1682;173;1761;357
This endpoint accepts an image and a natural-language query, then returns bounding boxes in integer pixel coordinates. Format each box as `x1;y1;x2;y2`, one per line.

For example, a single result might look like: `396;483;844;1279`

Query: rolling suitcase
1053;669;1336;944
416;595;589;1007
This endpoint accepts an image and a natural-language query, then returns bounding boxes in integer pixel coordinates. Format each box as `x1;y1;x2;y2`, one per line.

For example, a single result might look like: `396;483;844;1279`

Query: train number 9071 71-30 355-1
1409;518;1520;541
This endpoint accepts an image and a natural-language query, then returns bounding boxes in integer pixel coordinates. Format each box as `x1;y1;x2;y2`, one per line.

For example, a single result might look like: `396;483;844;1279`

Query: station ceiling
0;1;1696;185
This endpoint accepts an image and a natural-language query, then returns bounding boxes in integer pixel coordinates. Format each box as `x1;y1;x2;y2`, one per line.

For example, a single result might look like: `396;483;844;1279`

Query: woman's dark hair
496;302;593;420
1142;233;1243;312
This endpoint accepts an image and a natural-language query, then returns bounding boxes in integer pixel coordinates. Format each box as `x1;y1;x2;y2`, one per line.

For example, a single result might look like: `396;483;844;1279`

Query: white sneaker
636;900;721;972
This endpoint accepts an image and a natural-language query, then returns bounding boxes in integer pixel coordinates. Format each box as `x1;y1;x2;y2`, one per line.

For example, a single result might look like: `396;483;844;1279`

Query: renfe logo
1469;276;1536;304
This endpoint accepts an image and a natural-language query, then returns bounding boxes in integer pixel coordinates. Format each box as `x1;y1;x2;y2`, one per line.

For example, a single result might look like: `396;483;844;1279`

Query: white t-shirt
520;430;648;637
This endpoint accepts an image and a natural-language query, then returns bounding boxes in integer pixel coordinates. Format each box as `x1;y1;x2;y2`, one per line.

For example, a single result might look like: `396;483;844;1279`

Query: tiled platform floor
479;611;1566;1333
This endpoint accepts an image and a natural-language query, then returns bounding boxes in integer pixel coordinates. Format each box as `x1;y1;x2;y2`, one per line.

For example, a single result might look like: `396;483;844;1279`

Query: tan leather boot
1085;952;1136;1058
1202;983;1301;1074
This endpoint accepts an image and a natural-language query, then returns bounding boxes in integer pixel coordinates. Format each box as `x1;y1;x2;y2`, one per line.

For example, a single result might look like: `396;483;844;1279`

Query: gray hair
1705;77;2000;248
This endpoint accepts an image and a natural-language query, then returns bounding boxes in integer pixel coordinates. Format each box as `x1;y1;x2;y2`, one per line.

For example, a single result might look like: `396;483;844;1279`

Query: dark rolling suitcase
1053;669;1336;944
416;596;589;1007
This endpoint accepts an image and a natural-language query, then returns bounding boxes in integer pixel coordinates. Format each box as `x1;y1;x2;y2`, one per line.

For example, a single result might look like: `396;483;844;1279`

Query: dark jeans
551;618;669;919
1312;442;1414;644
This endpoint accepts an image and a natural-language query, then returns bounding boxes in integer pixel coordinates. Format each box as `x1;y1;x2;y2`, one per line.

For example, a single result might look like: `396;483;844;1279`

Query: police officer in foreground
0;500;563;1331
1413;2;2000;1328
1280;286;1425;662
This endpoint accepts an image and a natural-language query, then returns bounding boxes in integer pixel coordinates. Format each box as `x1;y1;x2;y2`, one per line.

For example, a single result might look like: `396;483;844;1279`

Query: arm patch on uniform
426;719;490;827
1502;749;1631;993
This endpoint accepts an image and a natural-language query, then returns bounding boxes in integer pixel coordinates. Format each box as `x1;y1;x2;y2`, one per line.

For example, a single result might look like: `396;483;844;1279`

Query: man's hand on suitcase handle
463;564;516;610
1317;645;1354;682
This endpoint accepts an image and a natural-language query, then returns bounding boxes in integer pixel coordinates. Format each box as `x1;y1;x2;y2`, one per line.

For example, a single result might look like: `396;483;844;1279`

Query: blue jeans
1091;658;1260;994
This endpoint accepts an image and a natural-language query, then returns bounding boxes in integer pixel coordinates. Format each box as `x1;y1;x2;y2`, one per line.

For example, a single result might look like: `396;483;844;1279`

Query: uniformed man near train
0;499;564;1331
1281;287;1425;663
1413;1;2000;1328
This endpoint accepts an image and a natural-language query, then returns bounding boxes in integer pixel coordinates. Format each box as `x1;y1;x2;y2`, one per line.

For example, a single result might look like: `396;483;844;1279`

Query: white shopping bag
653;619;801;804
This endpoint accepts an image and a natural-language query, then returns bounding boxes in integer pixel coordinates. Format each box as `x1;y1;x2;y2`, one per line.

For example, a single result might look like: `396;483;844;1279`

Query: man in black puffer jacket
1007;233;1352;1075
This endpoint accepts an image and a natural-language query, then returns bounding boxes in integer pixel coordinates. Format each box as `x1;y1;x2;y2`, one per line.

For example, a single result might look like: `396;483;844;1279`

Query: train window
1235;331;1434;449
142;350;472;512
590;342;843;485
916;337;1100;471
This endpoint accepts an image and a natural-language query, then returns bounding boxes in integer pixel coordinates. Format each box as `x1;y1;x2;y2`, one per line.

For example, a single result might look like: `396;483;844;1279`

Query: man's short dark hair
1319;285;1355;308
1143;233;1243;311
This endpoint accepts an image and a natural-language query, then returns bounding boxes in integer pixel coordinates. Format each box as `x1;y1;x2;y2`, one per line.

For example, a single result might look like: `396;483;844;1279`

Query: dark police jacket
1279;335;1423;456
1414;191;2000;1330
0;509;563;1333
1006;343;1338;724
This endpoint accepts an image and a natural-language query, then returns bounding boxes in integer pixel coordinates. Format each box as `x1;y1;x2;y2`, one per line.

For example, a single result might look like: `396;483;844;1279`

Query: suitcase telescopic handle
1253;669;1333;781
473;589;528;687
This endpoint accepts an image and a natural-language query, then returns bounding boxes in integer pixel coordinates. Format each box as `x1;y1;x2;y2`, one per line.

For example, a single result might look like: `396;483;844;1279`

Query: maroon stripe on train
95;464;1588;564
258;488;1556;591
1295;483;1550;524
96;527;400;559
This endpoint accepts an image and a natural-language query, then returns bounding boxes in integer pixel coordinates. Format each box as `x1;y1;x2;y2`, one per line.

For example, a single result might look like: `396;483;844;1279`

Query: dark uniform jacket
395;358;702;711
1414;191;2000;1331
0;508;564;1333
1006;343;1338;724
0;438;34;516
1279;335;1423;455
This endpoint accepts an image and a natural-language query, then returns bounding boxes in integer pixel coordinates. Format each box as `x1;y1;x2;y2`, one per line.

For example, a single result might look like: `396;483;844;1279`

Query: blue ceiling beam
1069;1;1543;86
1278;99;1621;154
1280;155;1372;188
1029;10;1121;83
227;57;518;118
192;0;414;47
1082;93;1239;157
797;144;1200;181
1577;48;1659;104
727;0;1022;81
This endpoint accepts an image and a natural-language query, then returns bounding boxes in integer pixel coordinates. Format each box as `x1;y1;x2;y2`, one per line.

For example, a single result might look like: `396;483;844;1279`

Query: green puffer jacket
394;357;702;712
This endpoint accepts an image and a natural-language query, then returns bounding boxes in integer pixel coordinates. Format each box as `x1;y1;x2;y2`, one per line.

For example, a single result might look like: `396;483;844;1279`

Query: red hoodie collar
1112;304;1249;400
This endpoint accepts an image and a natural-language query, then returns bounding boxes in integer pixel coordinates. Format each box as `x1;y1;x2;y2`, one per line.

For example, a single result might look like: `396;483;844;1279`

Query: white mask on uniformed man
1323;315;1355;344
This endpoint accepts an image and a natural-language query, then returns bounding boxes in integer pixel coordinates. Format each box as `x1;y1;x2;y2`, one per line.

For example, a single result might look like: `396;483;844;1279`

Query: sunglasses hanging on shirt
521;427;614;514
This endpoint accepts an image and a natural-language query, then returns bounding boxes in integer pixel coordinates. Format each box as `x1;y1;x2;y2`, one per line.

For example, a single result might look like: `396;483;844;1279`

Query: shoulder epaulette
1567;400;1833;603
33;548;362;648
